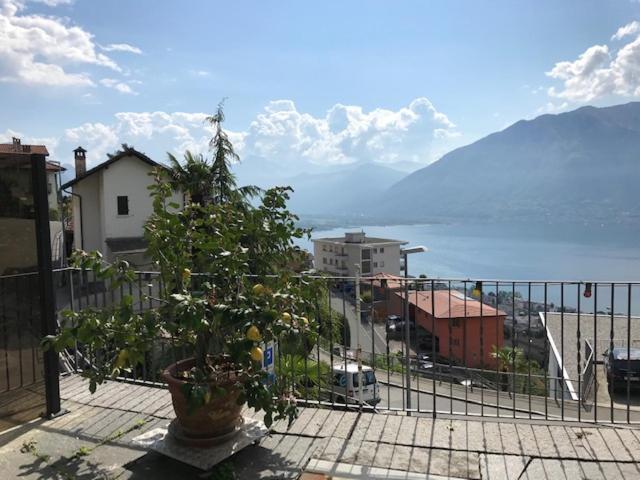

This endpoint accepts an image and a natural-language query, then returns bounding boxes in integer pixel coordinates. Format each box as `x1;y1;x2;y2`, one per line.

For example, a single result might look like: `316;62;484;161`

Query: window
380;261;385;268
361;249;371;260
373;262;378;268
323;258;327;264
380;247;384;253
329;258;333;265
352;370;376;386
373;248;378;254
361;261;371;274
322;245;327;252
452;338;460;346
117;196;129;215
452;319;461;328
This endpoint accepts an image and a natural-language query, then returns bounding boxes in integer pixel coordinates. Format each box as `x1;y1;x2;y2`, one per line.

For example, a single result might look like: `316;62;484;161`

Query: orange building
368;274;506;368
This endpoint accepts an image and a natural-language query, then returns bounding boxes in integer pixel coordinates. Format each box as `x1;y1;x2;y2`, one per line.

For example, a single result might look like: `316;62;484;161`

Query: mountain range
377;102;640;224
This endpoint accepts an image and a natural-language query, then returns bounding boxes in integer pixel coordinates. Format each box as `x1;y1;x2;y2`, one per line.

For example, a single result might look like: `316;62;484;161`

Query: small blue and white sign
264;345;273;368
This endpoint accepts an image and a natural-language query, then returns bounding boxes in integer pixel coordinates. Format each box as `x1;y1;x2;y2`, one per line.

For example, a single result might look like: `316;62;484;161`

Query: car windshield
612;348;640;360
352;371;376;386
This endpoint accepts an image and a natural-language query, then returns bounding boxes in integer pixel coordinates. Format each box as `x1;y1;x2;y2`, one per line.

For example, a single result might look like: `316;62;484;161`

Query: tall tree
168;100;259;206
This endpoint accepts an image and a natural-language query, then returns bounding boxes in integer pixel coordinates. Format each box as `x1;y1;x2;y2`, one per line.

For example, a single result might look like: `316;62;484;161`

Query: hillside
286;163;405;215
379;102;640;224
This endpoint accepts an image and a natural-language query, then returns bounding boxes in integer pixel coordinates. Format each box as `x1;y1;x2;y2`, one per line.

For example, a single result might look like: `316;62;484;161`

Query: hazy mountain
379;102;640;225
286;163;405;215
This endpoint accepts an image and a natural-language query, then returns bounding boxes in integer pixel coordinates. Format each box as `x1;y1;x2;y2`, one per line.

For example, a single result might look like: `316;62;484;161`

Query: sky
2;0;640;184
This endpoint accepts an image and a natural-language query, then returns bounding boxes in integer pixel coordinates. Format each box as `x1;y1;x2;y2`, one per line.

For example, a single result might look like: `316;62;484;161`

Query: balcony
2;269;640;478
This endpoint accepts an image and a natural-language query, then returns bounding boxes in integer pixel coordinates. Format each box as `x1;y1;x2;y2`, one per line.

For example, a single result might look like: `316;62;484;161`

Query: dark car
386;315;415;340
604;347;640;392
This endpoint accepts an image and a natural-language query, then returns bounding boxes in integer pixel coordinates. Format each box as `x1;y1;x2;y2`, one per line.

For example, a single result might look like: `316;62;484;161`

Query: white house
312;231;408;277
61;146;182;267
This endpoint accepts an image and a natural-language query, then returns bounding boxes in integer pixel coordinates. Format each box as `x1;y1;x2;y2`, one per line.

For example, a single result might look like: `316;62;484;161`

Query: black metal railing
5;267;640;424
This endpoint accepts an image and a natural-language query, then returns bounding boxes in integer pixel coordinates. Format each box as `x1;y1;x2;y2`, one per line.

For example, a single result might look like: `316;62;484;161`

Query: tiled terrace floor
1;374;640;479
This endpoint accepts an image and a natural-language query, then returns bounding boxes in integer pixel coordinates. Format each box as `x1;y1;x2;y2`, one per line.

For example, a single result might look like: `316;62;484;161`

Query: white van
331;363;380;405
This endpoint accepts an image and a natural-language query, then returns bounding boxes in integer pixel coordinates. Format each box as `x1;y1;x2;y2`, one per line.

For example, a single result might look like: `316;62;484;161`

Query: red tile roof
0;143;49;156
397;289;506;318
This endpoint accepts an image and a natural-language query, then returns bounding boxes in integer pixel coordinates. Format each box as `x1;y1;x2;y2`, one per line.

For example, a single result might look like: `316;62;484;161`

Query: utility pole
404;252;412;411
355;264;363;407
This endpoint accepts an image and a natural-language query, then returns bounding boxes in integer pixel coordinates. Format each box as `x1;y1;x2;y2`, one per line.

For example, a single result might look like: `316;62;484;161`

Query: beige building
0;138;65;269
61;146;182;267
312;231;407;277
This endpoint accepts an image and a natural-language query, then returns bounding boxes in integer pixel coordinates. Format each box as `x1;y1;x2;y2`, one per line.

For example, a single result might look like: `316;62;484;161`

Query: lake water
296;222;640;313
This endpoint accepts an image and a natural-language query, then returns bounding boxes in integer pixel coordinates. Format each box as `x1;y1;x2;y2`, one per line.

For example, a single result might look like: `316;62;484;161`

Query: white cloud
44;98;459;181
30;0;73;6
61;112;212;167
612;21;640;41
189;69;211;77
99;78;137;95
241;97;458;172
547;21;640;101
535;101;570;115
101;43;142;55
0;128;58;153
0;0;136;88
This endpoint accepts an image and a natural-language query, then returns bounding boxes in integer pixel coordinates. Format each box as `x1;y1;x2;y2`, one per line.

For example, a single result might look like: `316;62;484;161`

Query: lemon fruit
282;312;291;324
301;316;309;327
246;325;261;341
182;268;191;281
250;346;263;362
114;349;129;369
252;284;266;295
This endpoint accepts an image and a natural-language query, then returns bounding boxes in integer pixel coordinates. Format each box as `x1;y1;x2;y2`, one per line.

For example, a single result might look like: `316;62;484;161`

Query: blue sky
1;0;640;184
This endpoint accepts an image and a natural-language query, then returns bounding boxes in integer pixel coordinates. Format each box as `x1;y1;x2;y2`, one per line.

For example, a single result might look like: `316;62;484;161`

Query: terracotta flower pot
162;357;244;444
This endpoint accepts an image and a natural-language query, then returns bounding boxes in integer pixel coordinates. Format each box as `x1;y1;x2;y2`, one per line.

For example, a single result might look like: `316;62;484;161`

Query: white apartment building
61;146;182;267
312;231;407;277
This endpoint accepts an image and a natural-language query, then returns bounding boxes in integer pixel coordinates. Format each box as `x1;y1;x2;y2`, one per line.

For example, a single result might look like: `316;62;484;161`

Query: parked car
331;363;380;405
386;315;415;340
604;347;640;392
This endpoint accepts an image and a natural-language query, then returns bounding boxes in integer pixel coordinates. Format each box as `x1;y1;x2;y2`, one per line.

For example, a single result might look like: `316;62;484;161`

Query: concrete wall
313;240;403;277
0;218;62;273
46;171;59;217
102;156;156;242
71;156;182;261
72;172;102;254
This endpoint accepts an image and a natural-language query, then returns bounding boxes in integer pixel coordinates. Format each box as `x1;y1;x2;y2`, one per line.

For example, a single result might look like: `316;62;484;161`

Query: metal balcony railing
3;268;640;424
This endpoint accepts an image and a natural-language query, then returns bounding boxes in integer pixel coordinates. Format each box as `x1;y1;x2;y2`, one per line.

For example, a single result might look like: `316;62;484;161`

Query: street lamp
400;245;427;411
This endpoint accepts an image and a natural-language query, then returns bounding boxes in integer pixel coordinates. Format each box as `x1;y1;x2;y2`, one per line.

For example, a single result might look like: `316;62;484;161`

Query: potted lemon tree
46;105;320;445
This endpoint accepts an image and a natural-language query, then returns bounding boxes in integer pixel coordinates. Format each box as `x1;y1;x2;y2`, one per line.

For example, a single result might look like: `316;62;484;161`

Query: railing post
31;153;61;417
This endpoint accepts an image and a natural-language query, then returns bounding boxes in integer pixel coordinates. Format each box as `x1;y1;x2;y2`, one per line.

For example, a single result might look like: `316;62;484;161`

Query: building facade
61;146;182;267
0;138;65;270
312;231;407;277
371;274;506;368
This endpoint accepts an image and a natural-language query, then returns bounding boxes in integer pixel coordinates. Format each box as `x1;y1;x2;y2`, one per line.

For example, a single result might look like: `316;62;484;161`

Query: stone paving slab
0;375;631;479
480;453;530;480
522;458;640;480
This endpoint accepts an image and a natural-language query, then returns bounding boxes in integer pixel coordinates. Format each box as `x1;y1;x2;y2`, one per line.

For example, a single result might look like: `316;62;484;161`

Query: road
330;292;387;354
326;292;640;422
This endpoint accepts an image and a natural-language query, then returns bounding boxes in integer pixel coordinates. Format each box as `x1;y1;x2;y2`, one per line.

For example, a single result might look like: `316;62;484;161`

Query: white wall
313;239;403;277
100;156;182;259
72;173;102;253
46;171;59;216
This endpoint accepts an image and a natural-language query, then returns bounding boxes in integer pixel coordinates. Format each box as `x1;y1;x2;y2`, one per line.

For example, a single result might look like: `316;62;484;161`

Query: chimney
12;137;20;150
74;146;87;178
